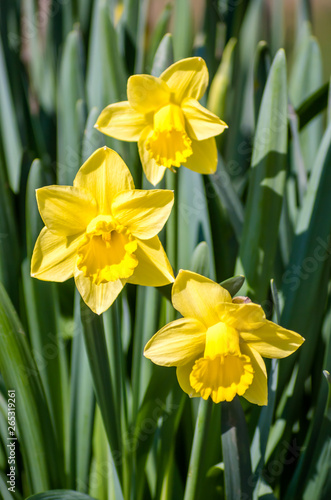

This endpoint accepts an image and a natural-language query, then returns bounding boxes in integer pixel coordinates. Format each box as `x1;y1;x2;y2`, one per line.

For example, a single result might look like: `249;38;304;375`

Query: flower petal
126;236;174;286
182;97;228;140
95;101;147;141
160;57;208;103
241;320;305;359
172;270;232;327
217;302;266;331
127;75;170;113
31;227;82;282
111;189;174;239
241;343;268;406
138;126;167;185
144;317;206;367
74;270;124;315
74;147;134;214
184;137;218;174
177;360;200;398
36;185;97;236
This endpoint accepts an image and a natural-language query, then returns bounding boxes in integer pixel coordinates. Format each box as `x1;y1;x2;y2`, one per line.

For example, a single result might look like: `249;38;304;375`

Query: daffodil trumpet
95;57;227;185
31;147;174;314
144;270;304;405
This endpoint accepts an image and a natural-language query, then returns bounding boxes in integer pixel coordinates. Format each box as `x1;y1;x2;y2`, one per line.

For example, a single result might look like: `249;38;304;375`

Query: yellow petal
111;189;174;239
172;270;232;328
31;227;82;282
176;359;200;398
240;320;305;359
217;302;266;331
126;236;174;286
74;147;134;214
127;75;170;113
144;317;206;366
241;343;268;406
74;270;124;315
182;97;228;140
138;126;167;185
95;101;147;141
160;57;208;103
36;185;97;236
184;137;218;174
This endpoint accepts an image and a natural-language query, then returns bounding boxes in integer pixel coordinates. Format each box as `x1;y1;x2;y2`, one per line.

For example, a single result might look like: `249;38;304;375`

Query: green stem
80;302;122;482
183;399;213;500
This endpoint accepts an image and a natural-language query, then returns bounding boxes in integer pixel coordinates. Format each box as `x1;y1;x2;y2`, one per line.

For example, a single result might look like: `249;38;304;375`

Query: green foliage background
0;1;331;499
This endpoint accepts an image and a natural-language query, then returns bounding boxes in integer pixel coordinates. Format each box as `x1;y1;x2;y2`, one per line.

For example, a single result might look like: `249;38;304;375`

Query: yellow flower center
190;322;254;403
76;215;138;285
145;104;193;169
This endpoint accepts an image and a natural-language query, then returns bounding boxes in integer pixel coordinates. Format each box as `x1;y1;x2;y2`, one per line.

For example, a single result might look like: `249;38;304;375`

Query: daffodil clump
145;270;304;405
95;57;227;185
31;147;174;314
30;57;304;406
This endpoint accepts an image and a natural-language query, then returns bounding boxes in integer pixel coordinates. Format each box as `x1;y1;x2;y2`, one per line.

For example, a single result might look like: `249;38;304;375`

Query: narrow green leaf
0;151;20;306
221;397;253;500
0;38;22;192
69;294;95;492
151;34;174;78
0;282;61;492
57;28;86;185
80;303;122;473
235;49;288;302
296;82;328;130
207;37;237;121
190;242;210;277
173;0;193;61
289;35;323;172
253;41;271;125
146;4;172;72
27;491;97;500
86;0;127;109
183;399;213;500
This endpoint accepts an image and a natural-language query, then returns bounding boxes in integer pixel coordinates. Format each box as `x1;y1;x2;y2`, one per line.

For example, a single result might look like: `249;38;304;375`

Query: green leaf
86;0;127;109
146;4;172;72
0;282;61;492
221;397;253;500
253;41;271;125
68;294;95;492
289;34;323;172
27;491;97;500
0;150;20;306
57;28;86;185
235;49;288;302
151;33;174;78
207;37;237;121
0;37;22;192
173;0;194;61
80;303;122;476
183;399;213;500
296;82;328;130
190;242;210;277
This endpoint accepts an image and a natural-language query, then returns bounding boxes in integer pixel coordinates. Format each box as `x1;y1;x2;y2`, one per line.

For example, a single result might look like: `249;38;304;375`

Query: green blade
235;49;288;302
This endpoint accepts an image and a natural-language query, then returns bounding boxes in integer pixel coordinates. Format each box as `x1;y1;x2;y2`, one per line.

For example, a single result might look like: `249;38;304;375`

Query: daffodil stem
183;399;213;500
166;169;178;275
80;302;122;481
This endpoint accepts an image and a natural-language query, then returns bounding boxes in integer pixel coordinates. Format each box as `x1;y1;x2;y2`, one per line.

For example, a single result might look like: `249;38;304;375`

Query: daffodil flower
144;270;304;405
95;57;227;185
31;147;174;314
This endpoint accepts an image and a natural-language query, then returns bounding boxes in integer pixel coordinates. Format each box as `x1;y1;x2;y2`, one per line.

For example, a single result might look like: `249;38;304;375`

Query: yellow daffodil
31;147;174;314
95;57;227;185
144;270;304;405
